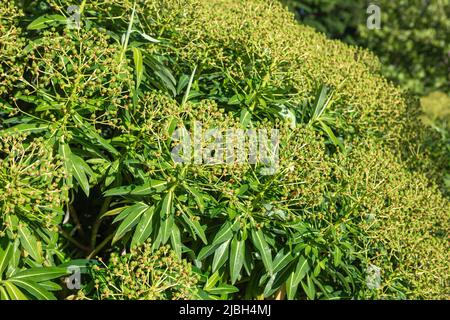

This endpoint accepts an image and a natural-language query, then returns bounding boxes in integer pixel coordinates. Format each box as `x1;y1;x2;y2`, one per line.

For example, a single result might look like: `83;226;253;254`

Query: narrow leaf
301;275;316;300
3;282;28;300
212;239;230;273
170;224;182;259
27;14;67;30
286;272;298;300
112;203;149;243
104;180;167;197
211;221;235;247
251;229;273;275
132;47;144;89
9;279;55;300
182;66;197;105
18;225;41;263
293;256;310;285
11;267;68;282
0;244;13;276
70;154;90;196
131;206;155;247
229;236;245;284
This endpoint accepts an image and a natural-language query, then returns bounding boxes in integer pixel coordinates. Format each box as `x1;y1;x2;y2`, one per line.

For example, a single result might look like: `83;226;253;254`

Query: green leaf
134;30;160;43
263;275;277;298
251;229;273;275
6;240;20;278
104;180;168;197
38;281;62;292
70;154;90;196
0;286;9;300
160;190;174;217
206;284;239;295
2;123;48;134
183;183;205;212
132;47;144;89
159;190;174;244
229;236;245;284
301;275;316;300
228;94;243;105
170;224;182;259
146;57;177;96
113;203;148;224
204;271;221;291
273;250;295;274
197;243;218;261
179;207;207;244
182;66;197;105
312;85;330;120
72;113;119;156
293;255;310;285
3;281;28;300
58;259;94;274
211;221;235;247
212;239;230;273
105;159;120;187
18;225;41;263
11;267;68;282
59;142;72;186
319;120;344;151
240;108;252;128
131;206;155;247
9;279;55;300
112;203;149;243
0;244;13;277
333;247;342;267
99;206;128;220
286;271;299;300
27;14;67;30
176;74;190;95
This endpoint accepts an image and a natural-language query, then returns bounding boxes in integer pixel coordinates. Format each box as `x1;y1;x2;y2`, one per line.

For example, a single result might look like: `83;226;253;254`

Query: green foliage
361;0;450;96
419;92;450;195
333;141;449;299
281;0;363;44
282;0;450;96
0;0;448;301
79;242;199;300
0;239;68;300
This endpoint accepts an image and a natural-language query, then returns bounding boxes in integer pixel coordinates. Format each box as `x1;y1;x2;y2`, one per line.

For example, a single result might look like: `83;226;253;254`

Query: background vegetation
282;0;450;198
0;0;448;300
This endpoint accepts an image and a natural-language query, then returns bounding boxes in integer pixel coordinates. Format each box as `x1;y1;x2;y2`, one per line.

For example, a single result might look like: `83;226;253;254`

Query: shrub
419;92;450;195
0;0;448;300
282;0;450;96
79;242;199;300
333;140;449;299
280;0;363;44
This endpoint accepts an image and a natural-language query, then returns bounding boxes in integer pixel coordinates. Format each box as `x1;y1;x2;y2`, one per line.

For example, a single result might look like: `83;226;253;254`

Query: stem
69;204;86;239
90;197;112;248
59;228;91;252
119;2;136;63
87;233;114;259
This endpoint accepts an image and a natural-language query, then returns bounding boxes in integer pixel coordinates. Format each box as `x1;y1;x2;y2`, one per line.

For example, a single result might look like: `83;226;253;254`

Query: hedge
0;0;448;300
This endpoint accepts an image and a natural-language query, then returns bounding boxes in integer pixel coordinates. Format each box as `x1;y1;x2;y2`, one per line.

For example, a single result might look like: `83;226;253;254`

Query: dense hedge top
0;0;448;300
146;0;413;142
